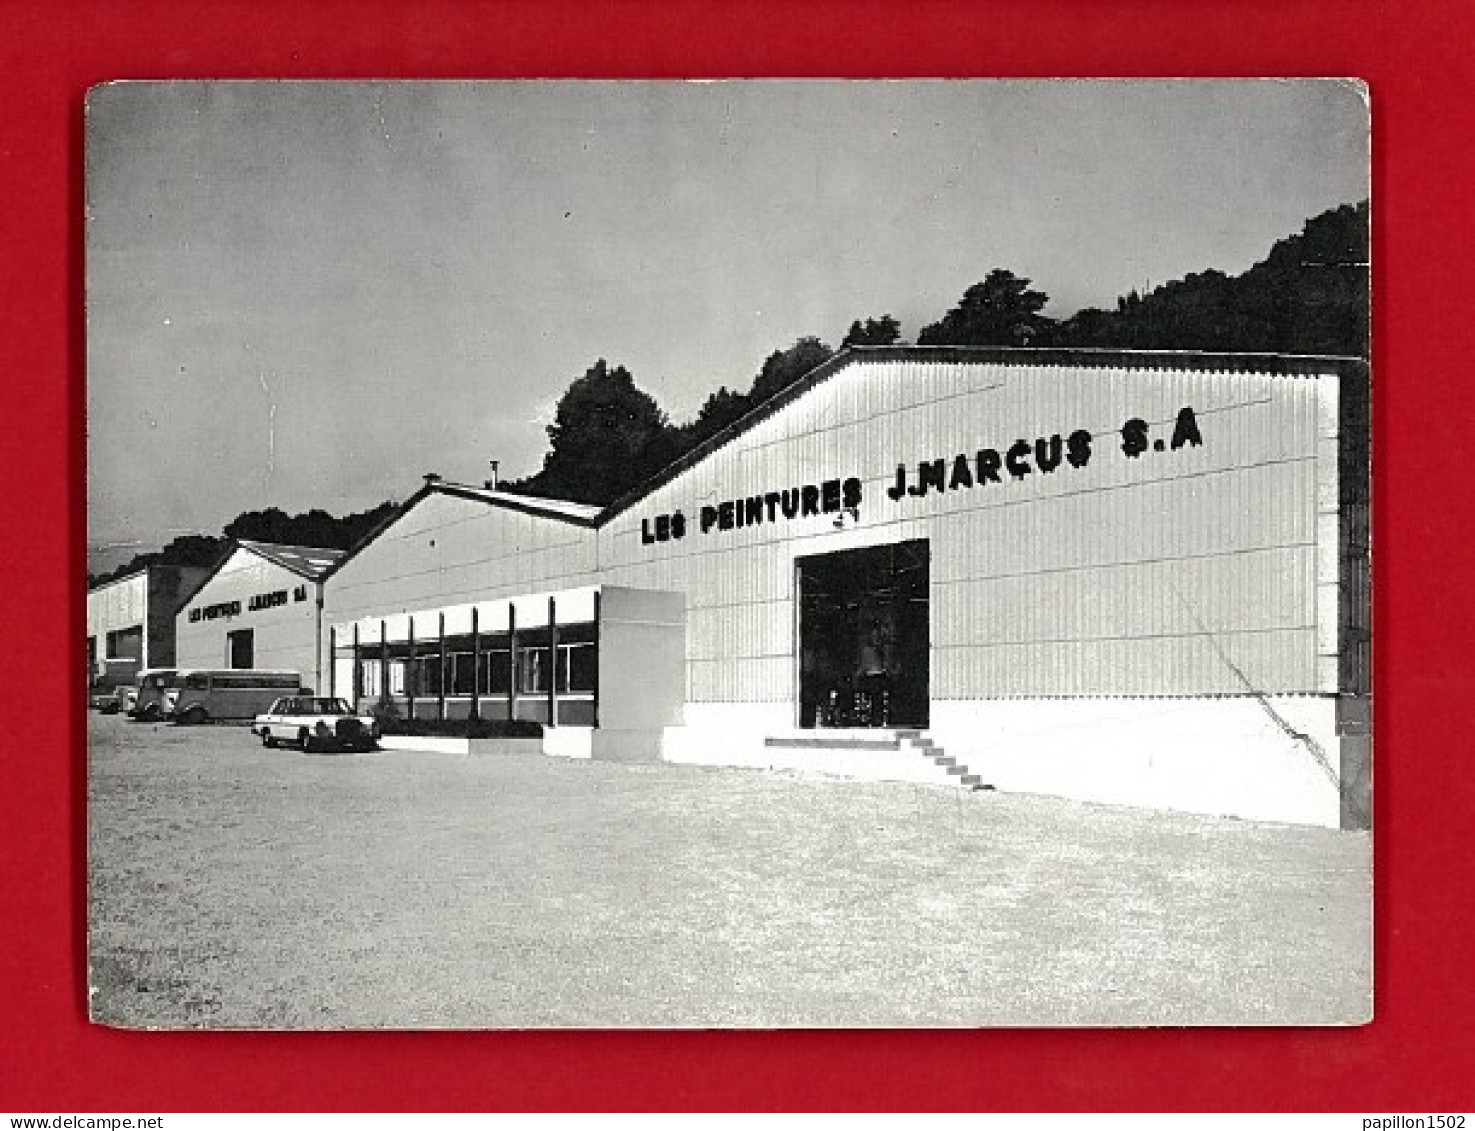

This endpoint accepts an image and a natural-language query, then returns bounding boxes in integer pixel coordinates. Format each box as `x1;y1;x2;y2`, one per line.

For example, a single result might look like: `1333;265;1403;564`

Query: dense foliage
1047;202;1369;356
88;501;398;588
841;314;902;348
917;269;1052;346
511;359;677;506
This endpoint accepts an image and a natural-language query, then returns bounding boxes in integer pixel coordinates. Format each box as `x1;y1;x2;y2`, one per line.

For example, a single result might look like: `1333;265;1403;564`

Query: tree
88;533;228;588
158;533;231;567
1046;201;1368;357
342;500;398;548
89;498;402;588
917;269;1053;346
679;385;752;449
749;337;836;405
222;504;393;550
519;359;673;506
841;314;902;348
224;507;292;544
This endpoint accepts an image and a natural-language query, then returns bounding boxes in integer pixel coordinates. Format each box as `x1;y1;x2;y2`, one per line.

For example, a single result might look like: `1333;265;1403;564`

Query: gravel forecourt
87;714;1371;1029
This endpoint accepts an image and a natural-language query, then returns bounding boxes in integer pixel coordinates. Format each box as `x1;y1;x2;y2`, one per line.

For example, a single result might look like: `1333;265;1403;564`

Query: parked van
164;669;305;724
128;668;179;720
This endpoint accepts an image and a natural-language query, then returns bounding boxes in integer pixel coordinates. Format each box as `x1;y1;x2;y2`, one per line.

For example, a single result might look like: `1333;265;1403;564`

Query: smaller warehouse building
174;540;344;690
86;565;209;692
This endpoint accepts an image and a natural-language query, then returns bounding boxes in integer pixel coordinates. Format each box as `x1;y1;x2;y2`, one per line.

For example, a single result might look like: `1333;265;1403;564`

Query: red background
1;0;1467;1112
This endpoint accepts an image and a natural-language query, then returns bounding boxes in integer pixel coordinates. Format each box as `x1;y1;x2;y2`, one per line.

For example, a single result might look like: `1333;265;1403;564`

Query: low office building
323;347;1370;829
174;540;344;689
86;565;210;691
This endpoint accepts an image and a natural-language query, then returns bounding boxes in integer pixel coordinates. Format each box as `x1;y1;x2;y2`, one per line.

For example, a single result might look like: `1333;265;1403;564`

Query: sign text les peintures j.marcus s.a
640;407;1203;546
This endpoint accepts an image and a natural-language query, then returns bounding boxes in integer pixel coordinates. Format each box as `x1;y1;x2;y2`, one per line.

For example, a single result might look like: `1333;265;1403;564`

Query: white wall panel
599;357;1338;706
175;548;320;683
87;573;149;639
326;491;599;624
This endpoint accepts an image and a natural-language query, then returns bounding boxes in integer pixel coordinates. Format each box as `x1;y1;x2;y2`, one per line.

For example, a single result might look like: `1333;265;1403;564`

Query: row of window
339;625;594;656
355;642;596;699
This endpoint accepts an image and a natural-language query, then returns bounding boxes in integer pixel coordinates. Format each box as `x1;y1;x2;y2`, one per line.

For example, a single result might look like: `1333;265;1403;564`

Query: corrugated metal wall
600;357;1336;706
87;573;149;640
320;356;1345;717
327;491;600;623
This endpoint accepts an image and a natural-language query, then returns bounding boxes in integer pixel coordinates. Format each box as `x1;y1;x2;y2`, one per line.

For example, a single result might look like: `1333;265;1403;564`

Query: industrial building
310;347;1370;829
86;564;210;692
174;540;345;689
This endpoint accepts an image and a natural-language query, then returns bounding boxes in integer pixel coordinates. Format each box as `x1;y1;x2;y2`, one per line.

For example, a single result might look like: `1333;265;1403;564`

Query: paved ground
87;714;1372;1029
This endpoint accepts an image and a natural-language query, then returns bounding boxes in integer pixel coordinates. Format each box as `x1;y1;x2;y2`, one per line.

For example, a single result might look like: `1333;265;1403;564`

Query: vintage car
251;696;380;753
88;690;122;713
128;668;179;720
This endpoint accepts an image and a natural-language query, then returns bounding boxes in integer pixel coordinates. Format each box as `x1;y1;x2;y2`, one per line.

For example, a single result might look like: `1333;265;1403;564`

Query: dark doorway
227;628;255;669
797;539;929;728
106;625;143;662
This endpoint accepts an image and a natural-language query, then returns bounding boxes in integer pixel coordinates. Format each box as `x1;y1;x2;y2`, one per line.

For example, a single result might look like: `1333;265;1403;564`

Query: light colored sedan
252;696;380;753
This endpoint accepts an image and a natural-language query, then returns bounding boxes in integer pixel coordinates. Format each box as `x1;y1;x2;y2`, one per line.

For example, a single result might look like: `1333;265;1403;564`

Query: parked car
128;668;179;720
89;690;121;713
252;696;380;753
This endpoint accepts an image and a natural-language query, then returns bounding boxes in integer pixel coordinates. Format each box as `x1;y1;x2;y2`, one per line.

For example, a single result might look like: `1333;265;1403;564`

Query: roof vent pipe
423;472;442;486
484;460;499;491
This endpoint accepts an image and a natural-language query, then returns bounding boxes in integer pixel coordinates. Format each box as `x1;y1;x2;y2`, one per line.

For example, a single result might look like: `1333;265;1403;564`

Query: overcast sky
86;79;1368;573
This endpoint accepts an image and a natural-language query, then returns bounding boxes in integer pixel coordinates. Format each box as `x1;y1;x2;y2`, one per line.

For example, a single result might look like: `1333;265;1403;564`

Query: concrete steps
900;732;994;792
764;730;993;792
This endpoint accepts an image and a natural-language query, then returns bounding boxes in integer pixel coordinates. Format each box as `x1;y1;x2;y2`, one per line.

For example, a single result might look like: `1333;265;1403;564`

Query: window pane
483;649;512;694
567;642;596;692
420;655;442;697
519;648;545;693
451;653;475;695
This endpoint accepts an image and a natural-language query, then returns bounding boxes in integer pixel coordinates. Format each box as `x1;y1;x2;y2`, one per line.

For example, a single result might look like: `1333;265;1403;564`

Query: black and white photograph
85;79;1371;1029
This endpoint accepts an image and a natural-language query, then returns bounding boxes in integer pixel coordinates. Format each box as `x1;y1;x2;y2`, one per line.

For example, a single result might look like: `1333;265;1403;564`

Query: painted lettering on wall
890;430;1092;498
188;583;311;622
189;600;241;623
642;477;863;545
888;407;1201;500
1120;405;1204;458
636;407;1203;550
